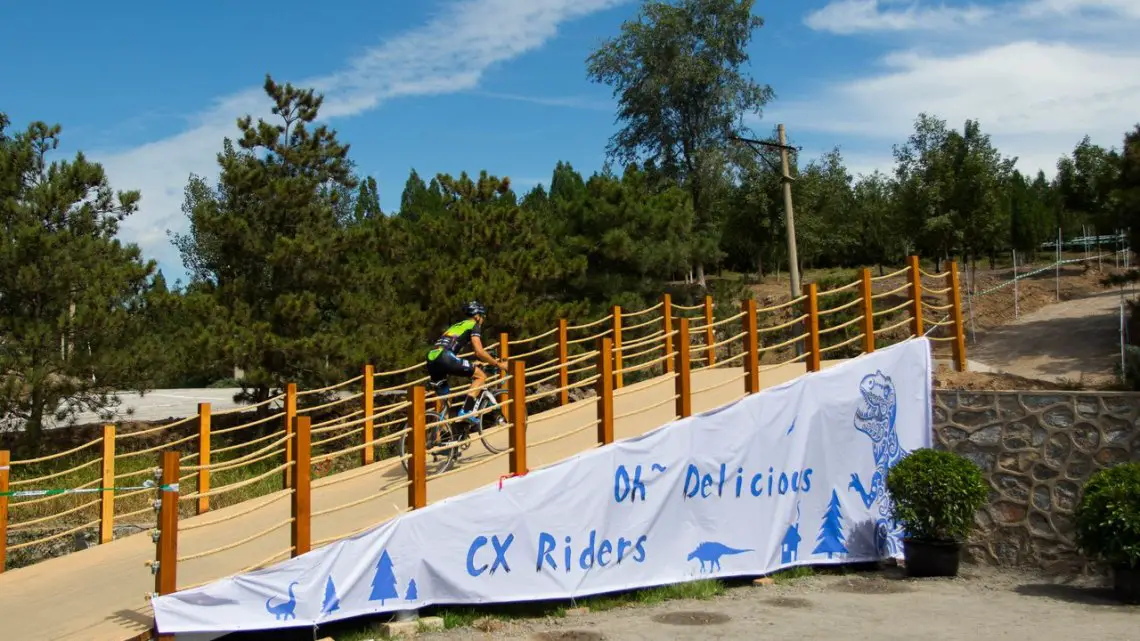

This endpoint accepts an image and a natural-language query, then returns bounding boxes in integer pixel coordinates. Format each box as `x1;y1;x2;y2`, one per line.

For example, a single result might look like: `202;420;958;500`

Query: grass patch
584;578;726;610
769;565;816;583
298;578;728;641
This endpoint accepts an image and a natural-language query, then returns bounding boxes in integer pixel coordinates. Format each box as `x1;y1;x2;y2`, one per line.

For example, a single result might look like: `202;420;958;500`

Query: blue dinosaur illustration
265;581;299;620
687;542;753;572
848;370;908;556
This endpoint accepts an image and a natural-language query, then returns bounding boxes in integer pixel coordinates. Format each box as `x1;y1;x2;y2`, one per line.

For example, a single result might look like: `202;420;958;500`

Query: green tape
0;482;179;498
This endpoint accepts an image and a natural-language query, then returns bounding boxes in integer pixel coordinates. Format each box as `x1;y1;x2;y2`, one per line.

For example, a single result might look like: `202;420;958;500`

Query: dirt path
422;565;1138;641
968;289;1124;385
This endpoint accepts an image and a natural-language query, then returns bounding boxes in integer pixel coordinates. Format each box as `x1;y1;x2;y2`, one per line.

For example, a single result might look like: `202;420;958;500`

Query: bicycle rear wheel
400;412;459;476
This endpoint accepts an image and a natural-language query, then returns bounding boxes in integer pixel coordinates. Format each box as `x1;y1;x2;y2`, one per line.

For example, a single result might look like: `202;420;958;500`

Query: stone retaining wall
933;390;1140;574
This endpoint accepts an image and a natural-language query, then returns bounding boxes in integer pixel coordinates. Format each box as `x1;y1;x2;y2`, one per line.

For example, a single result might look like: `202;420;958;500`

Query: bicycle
399;359;510;476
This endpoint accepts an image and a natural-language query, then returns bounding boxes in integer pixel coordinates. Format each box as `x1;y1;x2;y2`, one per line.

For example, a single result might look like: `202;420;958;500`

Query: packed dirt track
420;564;1139;641
967;288;1123;386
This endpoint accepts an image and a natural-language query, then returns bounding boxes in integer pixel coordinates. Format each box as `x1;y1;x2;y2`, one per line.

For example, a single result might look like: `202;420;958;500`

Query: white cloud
804;0;993;34
1021;0;1140;19
784;0;1140;179
476;91;613;111
94;0;628;276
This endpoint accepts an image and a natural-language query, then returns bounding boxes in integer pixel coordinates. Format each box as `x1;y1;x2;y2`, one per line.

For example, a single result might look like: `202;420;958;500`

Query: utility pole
729;126;802;300
777;124;801;299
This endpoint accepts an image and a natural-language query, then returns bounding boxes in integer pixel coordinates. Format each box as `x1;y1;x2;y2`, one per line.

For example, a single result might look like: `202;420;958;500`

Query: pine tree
546;162;693;310
321;576;340;614
405;578;418;601
369;550;399;604
402;170;582;340
813;489;848;558
0;115;156;448
171;75;358;405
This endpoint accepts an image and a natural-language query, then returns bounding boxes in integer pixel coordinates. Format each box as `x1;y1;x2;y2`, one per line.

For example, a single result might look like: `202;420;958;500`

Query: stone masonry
933;390;1140;574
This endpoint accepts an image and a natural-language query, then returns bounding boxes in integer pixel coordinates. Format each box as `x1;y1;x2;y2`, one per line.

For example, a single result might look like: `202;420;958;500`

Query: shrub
885;448;989;542
1074;462;1140;569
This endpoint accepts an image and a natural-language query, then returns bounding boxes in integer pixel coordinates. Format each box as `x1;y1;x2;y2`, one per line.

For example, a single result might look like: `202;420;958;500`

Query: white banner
153;338;933;636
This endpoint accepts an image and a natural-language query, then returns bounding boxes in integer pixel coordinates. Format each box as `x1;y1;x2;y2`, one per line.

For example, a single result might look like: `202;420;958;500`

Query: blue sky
3;0;1138;282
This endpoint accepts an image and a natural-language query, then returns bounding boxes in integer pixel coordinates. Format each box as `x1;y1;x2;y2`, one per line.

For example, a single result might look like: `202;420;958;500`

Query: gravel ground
417;565;1139;641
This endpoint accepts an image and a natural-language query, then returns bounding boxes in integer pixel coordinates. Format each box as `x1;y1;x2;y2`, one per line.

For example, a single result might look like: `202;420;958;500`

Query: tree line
1;0;1138;445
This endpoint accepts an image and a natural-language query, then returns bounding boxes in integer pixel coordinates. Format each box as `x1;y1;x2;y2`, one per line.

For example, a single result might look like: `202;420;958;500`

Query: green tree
891;114;1013;271
547;163;694;308
892;113;954;263
172;75;358;405
354;175;382;221
0;115;155;447
944;119;1014;268
851;170;907;270
586;0;774;287
719;152;783;277
793;148;856;269
1006;169;1054;258
1114;125;1140;253
1055;136;1121;237
398;169;443;221
402;171;582;343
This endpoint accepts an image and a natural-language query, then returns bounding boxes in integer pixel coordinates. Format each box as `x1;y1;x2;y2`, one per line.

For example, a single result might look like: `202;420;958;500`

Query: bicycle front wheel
476;390;509;454
400;412;459;476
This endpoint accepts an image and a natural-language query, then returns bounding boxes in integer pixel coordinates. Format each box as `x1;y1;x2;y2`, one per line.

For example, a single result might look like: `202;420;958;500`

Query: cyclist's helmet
463;300;487;318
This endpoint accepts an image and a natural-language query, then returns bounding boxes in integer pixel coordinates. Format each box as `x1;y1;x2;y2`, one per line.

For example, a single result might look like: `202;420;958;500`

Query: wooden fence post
408;386;427;510
949;261;968;372
100;424;115;544
156;450;180;601
363;364;375;466
743;299;760;395
596;337;614;446
284;383;297;490
909;255;925;336
499;332;509;361
556;319;569;406
508;360;528;475
197;403;210;515
675;318;692;418
611;306;623;389
703;295;716;365
0;450;8;573
804;283;822;372
860;268;876;354
292;416;311;557
497;332;510;409
662;293;674;374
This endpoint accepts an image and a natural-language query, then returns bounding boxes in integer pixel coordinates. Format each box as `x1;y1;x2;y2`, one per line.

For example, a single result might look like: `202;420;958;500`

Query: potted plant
1074;462;1140;604
885;448;989;577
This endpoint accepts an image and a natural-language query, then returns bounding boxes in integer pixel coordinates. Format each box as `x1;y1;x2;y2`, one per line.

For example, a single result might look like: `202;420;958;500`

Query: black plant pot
902;538;961;577
1113;564;1140;604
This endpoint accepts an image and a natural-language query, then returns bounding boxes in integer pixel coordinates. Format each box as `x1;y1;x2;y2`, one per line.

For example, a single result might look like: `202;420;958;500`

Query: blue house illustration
781;522;802;564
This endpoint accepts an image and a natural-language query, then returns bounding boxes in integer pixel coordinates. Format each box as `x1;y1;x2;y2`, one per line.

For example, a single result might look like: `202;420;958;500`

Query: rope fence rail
0;256;969;581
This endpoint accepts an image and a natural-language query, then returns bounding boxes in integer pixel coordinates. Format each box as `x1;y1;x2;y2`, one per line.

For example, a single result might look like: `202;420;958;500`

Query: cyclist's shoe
457;409;481;426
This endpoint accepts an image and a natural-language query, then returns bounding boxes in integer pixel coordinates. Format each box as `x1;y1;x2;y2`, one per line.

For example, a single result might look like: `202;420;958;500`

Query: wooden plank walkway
0;363;813;641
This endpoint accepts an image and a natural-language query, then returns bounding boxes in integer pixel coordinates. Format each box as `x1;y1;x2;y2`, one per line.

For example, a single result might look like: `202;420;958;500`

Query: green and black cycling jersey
428;318;482;361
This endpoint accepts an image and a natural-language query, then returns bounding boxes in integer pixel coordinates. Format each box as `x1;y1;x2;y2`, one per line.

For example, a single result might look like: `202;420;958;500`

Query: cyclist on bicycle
425;300;508;425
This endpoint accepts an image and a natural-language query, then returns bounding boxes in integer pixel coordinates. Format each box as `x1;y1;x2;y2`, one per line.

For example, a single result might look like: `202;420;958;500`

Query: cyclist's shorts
425;348;475;383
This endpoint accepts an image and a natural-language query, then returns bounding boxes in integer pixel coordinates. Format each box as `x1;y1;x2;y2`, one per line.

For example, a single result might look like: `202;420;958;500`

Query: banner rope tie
498;471;527;490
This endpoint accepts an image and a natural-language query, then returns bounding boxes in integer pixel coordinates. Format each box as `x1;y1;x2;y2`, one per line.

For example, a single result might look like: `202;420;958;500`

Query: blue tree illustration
321;576;340;614
813;489;849;558
405;578;418;601
369;550;399;604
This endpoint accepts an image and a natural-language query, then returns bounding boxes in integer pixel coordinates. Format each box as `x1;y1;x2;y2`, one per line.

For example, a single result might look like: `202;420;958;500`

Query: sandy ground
967;289;1124;386
420;565;1139;641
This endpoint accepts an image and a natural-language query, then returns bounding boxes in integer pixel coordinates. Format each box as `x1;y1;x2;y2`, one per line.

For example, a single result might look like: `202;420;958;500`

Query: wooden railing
0;259;967;578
